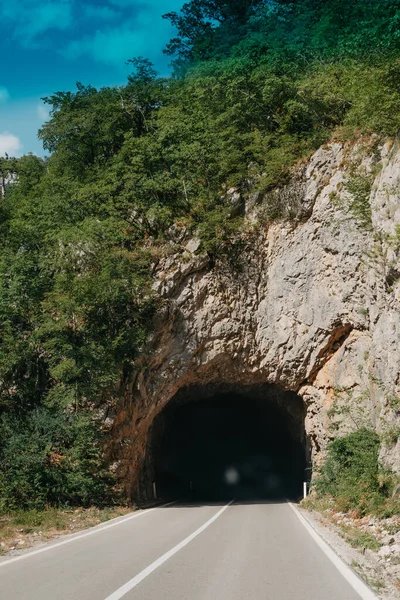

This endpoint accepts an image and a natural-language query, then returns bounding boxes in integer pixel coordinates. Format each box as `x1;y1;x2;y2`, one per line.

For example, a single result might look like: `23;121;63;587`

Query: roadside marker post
303;481;308;499
153;481;157;499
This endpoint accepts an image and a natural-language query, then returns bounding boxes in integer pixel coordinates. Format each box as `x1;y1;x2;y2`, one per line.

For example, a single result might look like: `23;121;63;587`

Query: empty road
0;501;375;600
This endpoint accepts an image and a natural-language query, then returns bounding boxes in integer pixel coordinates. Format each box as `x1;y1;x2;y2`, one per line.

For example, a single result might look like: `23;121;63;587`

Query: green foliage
39;84;133;176
343;526;381;552
11;508;70;530
163;0;264;61
2;0;400;510
315;429;398;516
327;388;372;432
344;173;373;229
381;425;400;448
0;408;114;511
164;0;400;65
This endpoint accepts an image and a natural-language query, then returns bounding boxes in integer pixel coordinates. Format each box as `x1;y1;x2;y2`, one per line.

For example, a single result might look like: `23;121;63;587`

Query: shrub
345;173;373;230
315;428;397;516
0;408;114;511
2;0;400;511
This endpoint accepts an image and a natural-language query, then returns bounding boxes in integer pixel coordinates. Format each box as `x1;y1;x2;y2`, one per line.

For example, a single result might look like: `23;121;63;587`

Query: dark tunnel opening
147;386;310;503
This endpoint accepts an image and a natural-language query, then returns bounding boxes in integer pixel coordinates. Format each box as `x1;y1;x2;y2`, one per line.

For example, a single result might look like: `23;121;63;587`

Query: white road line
0;501;176;569
288;502;380;600
104;500;235;600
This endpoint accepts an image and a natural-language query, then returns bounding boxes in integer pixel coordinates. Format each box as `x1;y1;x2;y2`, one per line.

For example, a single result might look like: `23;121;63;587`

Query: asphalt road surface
0;501;373;600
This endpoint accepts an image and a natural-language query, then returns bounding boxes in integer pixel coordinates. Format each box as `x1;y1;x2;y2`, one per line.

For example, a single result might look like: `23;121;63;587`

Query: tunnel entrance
148;385;309;502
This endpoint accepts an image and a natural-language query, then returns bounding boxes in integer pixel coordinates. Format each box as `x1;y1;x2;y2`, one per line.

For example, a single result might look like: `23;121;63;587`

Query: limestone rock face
111;139;400;498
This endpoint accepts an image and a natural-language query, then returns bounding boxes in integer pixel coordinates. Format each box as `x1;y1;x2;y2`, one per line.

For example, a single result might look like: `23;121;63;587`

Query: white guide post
303;481;308;499
153;481;157;499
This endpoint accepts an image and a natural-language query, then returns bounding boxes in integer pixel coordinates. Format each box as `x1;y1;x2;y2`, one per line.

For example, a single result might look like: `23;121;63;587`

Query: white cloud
0;0;73;48
63;12;175;68
0;132;22;157
37;102;50;121
0;87;10;104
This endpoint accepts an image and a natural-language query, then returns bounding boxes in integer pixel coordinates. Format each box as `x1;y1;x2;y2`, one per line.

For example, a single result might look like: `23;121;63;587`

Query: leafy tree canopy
164;0;400;64
1;0;400;509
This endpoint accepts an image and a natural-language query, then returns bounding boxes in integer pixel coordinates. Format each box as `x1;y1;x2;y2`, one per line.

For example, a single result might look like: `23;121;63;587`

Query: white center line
104;499;234;600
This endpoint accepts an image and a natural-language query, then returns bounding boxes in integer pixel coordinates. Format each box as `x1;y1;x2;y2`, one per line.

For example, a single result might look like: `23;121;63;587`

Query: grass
340;525;381;552
0;506;133;555
301;495;335;514
385;521;400;536
381;426;400;448
302;495;384;553
363;575;385;592
312;428;400;518
351;561;385;593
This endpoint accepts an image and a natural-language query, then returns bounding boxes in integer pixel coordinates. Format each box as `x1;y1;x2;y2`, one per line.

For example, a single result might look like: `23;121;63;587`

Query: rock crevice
110;139;400;501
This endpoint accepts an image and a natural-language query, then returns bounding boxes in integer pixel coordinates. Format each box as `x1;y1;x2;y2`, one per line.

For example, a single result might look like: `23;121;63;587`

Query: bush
0;408;114;511
345;173;373;230
315;428;397;516
2;0;400;511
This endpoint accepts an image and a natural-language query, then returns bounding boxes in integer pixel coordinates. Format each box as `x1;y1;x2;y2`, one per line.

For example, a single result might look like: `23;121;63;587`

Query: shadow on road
156;497;292;508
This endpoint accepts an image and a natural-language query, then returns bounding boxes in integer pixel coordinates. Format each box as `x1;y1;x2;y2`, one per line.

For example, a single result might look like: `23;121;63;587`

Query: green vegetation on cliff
1;0;400;509
314;429;399;517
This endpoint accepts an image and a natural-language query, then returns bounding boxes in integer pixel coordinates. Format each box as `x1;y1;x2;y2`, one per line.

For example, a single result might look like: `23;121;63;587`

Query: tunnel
146;384;310;502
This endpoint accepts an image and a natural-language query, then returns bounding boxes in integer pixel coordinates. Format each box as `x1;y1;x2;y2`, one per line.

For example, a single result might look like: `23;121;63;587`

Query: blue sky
0;0;183;156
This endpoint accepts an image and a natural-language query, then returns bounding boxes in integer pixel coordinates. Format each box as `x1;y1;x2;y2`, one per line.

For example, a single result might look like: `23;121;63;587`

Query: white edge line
0;501;177;569
288;502;380;600
104;499;234;600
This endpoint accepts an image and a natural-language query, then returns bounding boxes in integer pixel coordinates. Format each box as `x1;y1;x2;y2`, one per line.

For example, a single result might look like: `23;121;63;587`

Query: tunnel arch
145;384;311;502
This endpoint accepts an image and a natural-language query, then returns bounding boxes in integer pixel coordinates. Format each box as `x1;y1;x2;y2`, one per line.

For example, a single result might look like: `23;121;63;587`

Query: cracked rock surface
109;138;400;499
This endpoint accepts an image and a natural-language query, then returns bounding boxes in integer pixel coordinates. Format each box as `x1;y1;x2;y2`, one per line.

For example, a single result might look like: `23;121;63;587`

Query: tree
1;0;400;511
0;155;18;198
123;57;164;135
163;0;265;60
39;84;133;176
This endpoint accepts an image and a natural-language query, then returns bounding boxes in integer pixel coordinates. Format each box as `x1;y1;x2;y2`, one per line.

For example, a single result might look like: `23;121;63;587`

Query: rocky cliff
110;137;400;500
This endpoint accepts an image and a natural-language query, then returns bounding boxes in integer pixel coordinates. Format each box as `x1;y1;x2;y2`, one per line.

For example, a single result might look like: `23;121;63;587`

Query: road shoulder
297;504;399;600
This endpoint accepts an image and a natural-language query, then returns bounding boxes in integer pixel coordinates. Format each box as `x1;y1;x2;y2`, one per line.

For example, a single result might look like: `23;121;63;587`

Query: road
0;501;373;600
